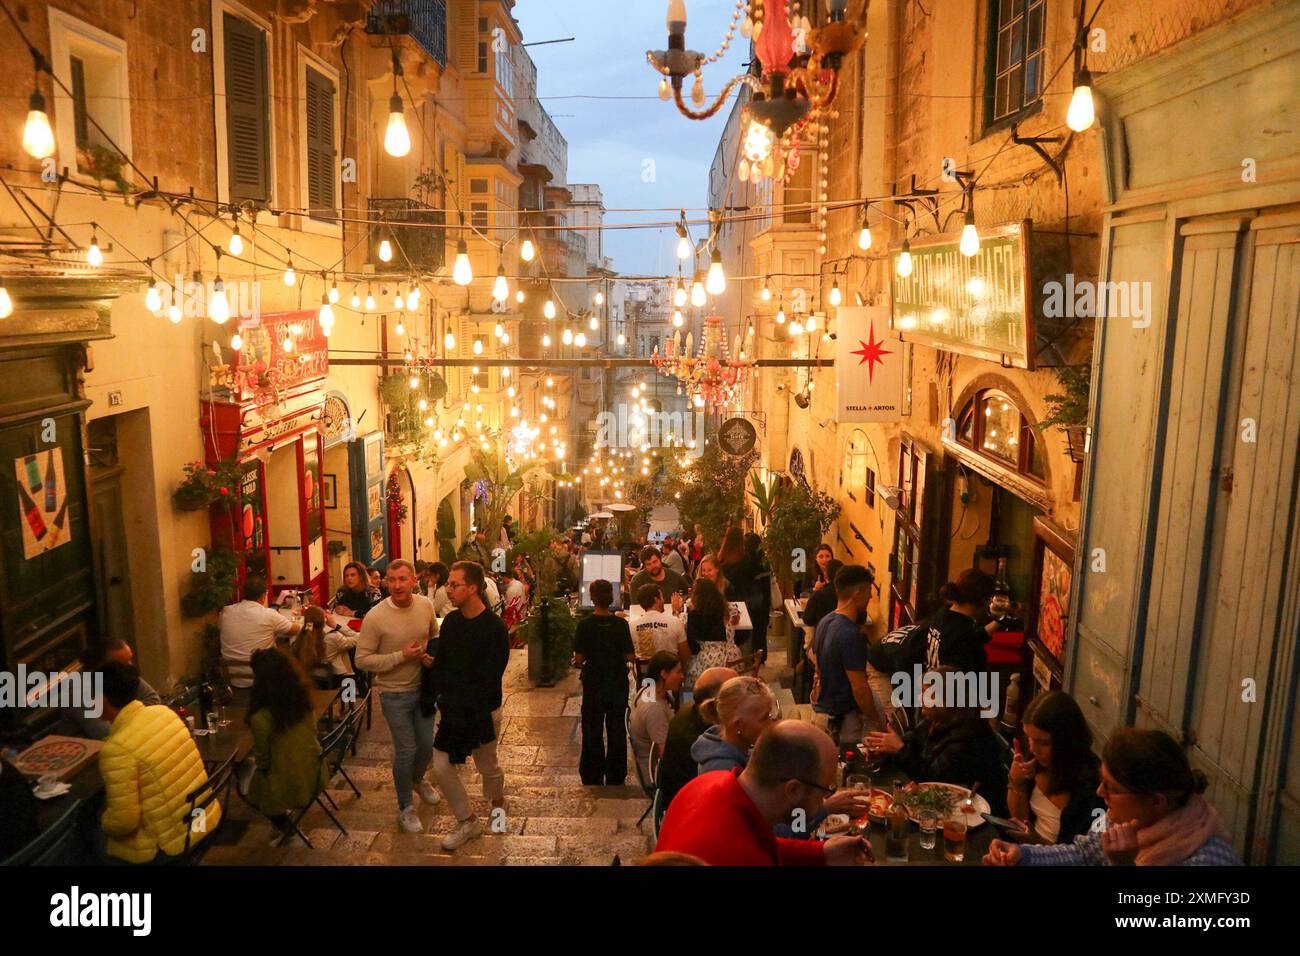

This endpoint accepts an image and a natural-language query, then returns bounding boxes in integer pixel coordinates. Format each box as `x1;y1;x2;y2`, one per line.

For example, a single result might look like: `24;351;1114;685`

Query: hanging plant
387;472;408;525
180;546;241;618
1037;364;1092;463
173;459;242;512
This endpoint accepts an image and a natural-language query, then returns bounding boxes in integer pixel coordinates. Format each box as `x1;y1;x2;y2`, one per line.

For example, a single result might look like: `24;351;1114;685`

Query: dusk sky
514;1;751;278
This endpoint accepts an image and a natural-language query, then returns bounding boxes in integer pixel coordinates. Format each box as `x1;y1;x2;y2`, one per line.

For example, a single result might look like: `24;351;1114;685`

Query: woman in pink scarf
984;727;1241;866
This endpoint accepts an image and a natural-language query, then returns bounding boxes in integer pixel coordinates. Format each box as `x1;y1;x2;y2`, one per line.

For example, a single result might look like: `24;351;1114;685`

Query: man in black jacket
656;666;737;809
427;560;511;852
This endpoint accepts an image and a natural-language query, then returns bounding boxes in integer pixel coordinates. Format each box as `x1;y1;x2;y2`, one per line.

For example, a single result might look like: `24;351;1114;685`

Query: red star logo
851;321;893;383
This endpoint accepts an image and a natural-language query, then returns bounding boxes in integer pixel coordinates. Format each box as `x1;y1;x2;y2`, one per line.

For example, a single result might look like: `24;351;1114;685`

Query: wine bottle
1001;673;1022;731
23;454;42;493
19;485;47;540
43;450;57;514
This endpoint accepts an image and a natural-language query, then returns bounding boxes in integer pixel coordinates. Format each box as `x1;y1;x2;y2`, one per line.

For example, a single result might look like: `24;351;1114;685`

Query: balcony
365;0;447;69
370;198;446;275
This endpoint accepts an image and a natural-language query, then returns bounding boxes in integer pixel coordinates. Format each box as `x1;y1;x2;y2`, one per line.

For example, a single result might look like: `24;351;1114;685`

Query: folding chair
282;721;352;848
177;753;236;864
320;694;368;809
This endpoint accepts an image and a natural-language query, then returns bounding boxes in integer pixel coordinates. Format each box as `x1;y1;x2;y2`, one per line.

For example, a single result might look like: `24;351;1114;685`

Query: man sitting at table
810;565;883;746
220;576;303;691
97;661;220;864
61;638;163;741
629;547;690;607
655;720;869;866
629;584;689;664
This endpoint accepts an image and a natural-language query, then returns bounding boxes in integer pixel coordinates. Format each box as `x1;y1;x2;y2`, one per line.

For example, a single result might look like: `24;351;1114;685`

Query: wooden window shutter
304;66;336;217
224;13;270;203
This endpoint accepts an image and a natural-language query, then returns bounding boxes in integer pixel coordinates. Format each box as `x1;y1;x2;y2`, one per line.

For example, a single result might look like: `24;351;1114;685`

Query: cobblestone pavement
201;650;656;866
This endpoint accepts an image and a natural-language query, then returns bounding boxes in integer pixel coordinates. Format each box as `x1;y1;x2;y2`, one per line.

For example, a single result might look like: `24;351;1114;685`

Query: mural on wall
15;449;71;559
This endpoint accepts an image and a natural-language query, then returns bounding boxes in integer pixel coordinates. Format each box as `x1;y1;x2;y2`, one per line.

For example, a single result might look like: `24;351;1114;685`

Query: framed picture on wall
1028;516;1077;687
323;474;337;509
365;438;382;479
367;485;382;522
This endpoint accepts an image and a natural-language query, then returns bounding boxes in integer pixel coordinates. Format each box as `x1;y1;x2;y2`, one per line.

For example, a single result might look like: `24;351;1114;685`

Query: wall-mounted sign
717;417;757;456
14;449;71;559
890;220;1035;369
837;306;904;422
230;310;329;403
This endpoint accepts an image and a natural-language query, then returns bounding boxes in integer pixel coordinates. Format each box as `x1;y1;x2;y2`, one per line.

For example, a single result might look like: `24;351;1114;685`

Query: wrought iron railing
365;0;448;69
370;198;446;274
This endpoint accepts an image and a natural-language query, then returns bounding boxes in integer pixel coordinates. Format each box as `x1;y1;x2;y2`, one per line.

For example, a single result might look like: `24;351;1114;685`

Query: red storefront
200;310;330;605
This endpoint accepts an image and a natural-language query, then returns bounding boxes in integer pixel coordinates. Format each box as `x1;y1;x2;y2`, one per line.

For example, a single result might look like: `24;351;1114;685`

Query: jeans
429;708;504;821
579;694;628;786
379;690;435;810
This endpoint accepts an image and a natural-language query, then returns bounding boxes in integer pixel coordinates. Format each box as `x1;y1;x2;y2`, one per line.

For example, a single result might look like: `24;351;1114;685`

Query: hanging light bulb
588;315;599;331
658;77;671;101
409;374;420;389
576;331;588;348
350;289;361;309
444;331;456;350
283;259;296;286
472;338;483;355
672;310;684;328
960;210;980;257
502;366;511;379
806;314;818;332
1066;67;1095;132
364;290;376;312
86;231;103;268
492;266;509;303
452;240;473;286
494;322;505;339
542;333;552;347
676;222;692;260
789;318;804;336
690;273;707;307
617;332;626;346
706;248;726;295
405;288;419;311
673;278;688;309
594;290;605;306
209;277;231;324
0;280;13;319
378;238;394;262
760;279;772;302
520;238;536;262
515;288;525;304
168;301;182;324
776;301;787;325
145;280;162;314
326;283;339;305
562;327;573;346
395;318;406;336
384;91;411;157
228;224;244;256
897;239;913;278
230;332;243;351
22;87;55;159
394;290;405;311
829;280;842;307
319;296;335;329
857;221;873;251
502;331;510;344
544;298;556;320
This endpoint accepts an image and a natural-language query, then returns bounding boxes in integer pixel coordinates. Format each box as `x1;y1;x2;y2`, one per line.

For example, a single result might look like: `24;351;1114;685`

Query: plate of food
898;782;989;828
866;788;894;825
822;813;852;835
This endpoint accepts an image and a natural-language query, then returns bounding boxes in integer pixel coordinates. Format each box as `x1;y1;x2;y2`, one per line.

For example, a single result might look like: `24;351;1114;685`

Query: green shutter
305;66;336;218
223;13;270;203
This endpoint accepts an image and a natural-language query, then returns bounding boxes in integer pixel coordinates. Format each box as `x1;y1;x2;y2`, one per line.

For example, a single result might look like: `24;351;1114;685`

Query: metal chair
177;753;236;864
627;708;658;829
281;720;352;848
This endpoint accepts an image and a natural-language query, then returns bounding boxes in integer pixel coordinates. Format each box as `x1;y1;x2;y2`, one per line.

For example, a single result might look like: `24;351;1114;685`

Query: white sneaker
441;817;484;851
416;780;441;806
398;806;424;834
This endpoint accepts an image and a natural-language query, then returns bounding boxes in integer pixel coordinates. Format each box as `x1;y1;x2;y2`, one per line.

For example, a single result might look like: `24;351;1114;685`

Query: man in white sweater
355;560;440;834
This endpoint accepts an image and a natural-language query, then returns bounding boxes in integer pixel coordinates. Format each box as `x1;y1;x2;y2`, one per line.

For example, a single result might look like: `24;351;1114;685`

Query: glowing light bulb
575;332;587;347
21;90;54;159
168;302;182;324
706;249;726;295
677;235;693;260
86;235;103;268
588;315;599;331
230;332;242;351
829;281;842;307
542;333;552;347
452;240;473;286
1066;70;1095;132
328;284;340;305
0;282;12;319
473;339;483;355
690;276;707;308
228;226;244;256
562;327;573;346
776;303;787;325
145;281;162;314
617;333;626;346
515;289;525;304
444;331;456;350
378;238;393;262
595;290;605;306
658;77;671;101
209;278;231;324
897;240;913;278
365;292;376;312
320;299;335;328
672;310;684;328
395;319;405;336
806;314;818;332
544;299;556;320
760;281;772;302
960;212;980;257
350;292;361;308
494;322;505;339
520;238;536;262
673;281;688;309
492;267;509;302
857;224;873;251
384;92;411;157
283;263;296;287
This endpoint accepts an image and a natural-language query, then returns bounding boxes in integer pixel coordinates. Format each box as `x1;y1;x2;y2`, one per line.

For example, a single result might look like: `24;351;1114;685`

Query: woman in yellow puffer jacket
97;662;220;863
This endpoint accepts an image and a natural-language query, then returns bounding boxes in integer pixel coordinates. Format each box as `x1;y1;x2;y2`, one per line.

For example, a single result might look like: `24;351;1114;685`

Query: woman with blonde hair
689;676;777;774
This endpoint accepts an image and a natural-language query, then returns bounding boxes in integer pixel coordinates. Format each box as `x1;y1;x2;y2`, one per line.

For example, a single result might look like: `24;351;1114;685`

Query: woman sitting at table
243;649;330;848
865;666;1009;816
810;543;834;591
802;559;843;631
1007;690;1104;845
293;606;358;689
690;676;776;773
984;727;1241;866
684;578;742;690
329;561;382;619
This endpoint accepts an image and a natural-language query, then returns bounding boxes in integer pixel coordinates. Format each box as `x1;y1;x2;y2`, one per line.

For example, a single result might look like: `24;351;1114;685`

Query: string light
378;237;394;262
690;272;707;307
452;240;473;286
145;279;162;314
673;277;688;308
515;289;526;304
230;332;242;351
228;221;244;256
385;88;411;157
520;238;536;262
209;276;231;325
829;280;842;307
492;265;509;302
283;258;296;287
1067;67;1095;132
86;229;103;268
897;238;913;278
445;331;456;350
22;86;54;159
960;209;980;257
706;248;726;295
544;299;556;320
0;280;12;319
760;278;772;302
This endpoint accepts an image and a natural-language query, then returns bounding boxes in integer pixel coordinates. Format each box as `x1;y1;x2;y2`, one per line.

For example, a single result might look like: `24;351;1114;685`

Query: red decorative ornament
754;4;796;77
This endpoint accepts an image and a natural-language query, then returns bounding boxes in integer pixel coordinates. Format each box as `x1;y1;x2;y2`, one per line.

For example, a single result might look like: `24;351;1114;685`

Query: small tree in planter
665;444;758;551
510;529;576;685
1037;364;1092;462
761;479;841;596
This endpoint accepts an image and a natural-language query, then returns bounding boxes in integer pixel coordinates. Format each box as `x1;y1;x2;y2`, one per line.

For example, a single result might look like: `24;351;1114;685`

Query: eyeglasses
1099;779;1136;797
792;778;837;796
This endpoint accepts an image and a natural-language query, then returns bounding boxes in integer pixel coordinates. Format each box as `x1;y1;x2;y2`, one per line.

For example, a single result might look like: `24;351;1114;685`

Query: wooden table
194;685;340;768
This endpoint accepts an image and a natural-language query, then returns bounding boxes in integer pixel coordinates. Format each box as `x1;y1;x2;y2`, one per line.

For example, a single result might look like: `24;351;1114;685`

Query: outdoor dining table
194;685;341;768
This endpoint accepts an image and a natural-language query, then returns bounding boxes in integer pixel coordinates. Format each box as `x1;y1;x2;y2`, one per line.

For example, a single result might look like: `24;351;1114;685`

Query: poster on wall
15;449;71;559
367;485;382;522
1037;546;1071;662
370;527;385;562
837;306;904;422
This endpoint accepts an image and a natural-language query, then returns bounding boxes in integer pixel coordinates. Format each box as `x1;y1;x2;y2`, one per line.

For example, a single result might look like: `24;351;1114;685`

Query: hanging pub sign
890;220;1035;369
837;305;904;422
228;310;329;404
717;417;757;456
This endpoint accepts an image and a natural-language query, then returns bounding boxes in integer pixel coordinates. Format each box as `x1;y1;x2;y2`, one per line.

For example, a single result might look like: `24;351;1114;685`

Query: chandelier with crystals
651;315;756;412
647;1;863;188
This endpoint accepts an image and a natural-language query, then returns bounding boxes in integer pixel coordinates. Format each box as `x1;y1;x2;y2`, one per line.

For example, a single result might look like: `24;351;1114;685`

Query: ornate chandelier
647;1;863;187
651;314;756;412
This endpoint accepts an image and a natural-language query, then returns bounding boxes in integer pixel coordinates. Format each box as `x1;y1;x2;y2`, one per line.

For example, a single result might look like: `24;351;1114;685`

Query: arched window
956;388;1047;482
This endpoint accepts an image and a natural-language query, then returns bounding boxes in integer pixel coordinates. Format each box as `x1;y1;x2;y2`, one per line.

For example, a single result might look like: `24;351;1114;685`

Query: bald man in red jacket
655;720;870;866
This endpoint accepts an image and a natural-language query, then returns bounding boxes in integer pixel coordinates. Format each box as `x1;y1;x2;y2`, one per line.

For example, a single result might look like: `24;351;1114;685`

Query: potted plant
1037;364;1091;462
665;444;758;551
173;459;241;512
509;529;576;685
180;546;241;619
761;479;841;597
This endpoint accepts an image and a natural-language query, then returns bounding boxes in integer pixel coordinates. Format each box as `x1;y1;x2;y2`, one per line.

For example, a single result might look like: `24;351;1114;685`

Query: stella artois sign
837;306;904;422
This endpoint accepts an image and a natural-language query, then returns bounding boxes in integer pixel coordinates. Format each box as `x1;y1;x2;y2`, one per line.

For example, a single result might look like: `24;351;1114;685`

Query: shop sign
837;306;904;422
230;310;329;404
890;221;1035;369
717;418;757;456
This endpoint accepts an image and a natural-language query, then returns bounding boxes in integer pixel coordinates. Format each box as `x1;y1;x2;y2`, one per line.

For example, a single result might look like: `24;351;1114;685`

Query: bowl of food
866;788;894;826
